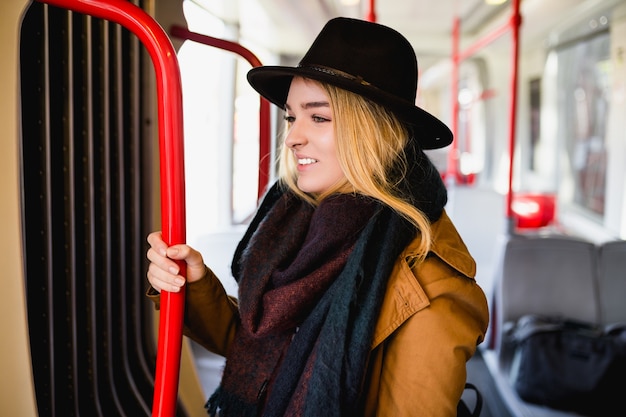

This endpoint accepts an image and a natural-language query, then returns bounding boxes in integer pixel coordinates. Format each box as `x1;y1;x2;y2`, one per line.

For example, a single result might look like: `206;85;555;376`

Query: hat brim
247;66;453;150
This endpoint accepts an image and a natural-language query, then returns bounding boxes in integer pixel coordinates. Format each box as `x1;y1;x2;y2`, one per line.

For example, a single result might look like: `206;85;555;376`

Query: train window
555;30;610;217
529;77;541;171
178;1;232;242
179;1;263;246
457;59;488;182
232;61;262;224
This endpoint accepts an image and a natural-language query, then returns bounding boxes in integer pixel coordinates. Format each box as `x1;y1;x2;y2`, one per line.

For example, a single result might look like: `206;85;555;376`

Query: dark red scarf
207;191;379;416
207;142;448;417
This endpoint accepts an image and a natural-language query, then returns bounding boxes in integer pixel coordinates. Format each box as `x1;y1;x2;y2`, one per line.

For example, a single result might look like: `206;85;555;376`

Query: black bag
457;383;482;417
509;315;626;416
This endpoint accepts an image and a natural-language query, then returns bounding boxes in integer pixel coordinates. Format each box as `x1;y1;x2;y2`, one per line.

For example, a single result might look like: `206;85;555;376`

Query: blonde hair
277;78;433;259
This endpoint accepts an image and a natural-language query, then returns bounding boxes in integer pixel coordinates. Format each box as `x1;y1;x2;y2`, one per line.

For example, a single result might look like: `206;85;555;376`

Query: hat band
298;64;373;88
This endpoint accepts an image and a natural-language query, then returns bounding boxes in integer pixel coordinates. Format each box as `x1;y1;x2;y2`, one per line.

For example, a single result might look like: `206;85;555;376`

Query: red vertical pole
35;0;186;416
450;0;522;230
365;0;376;22
447;17;461;185
505;0;522;231
258;95;271;198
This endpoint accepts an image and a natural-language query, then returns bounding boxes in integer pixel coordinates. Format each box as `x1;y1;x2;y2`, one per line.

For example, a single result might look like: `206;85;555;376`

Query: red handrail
506;0;522;228
448;0;522;232
169;25;271;200
448;16;461;185
365;0;376;22
35;0;187;416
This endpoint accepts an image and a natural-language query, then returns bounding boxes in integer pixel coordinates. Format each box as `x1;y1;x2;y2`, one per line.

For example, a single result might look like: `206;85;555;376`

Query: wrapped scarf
207;143;447;417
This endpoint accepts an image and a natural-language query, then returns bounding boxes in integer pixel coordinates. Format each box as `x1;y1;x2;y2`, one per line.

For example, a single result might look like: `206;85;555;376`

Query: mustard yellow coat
154;210;489;417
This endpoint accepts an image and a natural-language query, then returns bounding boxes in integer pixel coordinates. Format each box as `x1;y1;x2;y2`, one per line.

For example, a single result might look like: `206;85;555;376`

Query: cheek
327;148;345;182
320;131;338;157
323;136;342;170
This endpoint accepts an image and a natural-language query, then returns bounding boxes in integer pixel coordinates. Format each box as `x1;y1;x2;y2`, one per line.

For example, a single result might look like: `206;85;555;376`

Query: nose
284;121;306;149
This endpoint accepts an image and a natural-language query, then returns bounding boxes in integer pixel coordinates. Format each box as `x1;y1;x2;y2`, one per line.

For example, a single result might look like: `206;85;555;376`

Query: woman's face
284;77;345;194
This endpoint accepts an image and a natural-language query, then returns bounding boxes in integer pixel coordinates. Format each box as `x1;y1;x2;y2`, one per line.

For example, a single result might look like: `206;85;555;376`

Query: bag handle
457;383;483;417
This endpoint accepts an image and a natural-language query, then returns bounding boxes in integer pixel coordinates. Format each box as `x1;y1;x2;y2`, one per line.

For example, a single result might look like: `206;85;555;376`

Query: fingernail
169;266;178;274
175;278;185;286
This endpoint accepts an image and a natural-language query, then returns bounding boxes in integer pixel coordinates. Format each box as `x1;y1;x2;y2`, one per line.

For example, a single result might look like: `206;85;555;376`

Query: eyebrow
285;101;330;111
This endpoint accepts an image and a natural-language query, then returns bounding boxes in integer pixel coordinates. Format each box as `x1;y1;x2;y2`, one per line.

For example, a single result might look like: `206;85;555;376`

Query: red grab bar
170;25;271;200
449;0;522;232
35;0;187;416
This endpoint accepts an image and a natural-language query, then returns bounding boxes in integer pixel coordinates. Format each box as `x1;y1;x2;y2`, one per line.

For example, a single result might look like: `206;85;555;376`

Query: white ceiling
243;0;504;66
195;0;620;75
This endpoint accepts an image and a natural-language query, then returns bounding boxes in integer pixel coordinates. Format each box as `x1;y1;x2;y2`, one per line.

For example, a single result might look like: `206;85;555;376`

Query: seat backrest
499;235;599;326
597;240;626;326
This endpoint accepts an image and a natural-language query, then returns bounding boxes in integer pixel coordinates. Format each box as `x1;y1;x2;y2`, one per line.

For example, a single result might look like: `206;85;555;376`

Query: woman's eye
283;114;329;124
312;115;330;123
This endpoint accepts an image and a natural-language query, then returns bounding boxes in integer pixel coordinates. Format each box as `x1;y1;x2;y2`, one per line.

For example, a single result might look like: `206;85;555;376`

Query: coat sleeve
367;255;489;417
146;267;240;357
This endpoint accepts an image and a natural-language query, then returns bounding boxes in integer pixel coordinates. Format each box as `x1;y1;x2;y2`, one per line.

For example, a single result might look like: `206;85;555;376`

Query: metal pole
450;0;522;232
365;0;376;22
35;0;186;415
506;0;522;233
447;17;461;185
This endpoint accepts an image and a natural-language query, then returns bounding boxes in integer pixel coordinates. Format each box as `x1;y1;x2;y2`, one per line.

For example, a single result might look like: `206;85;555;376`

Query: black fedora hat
247;17;453;150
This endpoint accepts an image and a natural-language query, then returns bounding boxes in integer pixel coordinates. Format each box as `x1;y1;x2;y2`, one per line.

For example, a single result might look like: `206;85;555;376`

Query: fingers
147;231;167;256
146;231;207;293
146;259;186;293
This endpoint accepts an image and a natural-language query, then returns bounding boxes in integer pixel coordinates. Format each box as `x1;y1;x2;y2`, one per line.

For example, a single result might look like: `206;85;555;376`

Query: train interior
2;0;626;416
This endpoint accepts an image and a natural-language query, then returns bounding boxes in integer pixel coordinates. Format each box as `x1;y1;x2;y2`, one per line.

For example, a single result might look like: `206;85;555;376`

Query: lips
298;157;318;165
294;152;318;166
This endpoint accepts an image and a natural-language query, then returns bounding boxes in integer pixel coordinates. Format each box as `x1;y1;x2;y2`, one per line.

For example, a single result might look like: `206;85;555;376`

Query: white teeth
298;158;317;165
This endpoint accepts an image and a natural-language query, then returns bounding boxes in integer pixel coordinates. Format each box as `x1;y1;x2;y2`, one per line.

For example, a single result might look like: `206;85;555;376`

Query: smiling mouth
298;158;318;165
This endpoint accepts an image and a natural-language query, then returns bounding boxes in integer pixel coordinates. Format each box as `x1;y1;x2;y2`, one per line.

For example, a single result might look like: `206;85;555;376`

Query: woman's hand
146;231;207;293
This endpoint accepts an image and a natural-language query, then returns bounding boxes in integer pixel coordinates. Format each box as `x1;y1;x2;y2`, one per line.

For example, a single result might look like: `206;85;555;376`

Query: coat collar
424;210;476;279
371;210;476;348
400;209;476;279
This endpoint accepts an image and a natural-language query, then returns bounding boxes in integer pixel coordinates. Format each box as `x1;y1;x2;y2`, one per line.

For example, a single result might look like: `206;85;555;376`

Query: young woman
146;17;489;417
